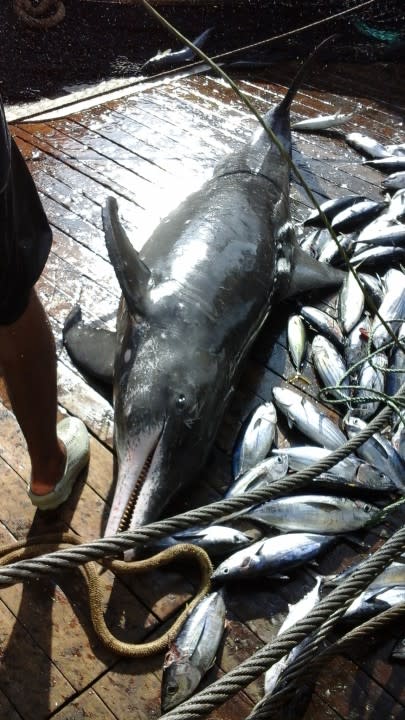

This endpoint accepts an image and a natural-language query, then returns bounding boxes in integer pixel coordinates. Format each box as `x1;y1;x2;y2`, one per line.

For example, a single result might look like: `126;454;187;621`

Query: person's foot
28;417;90;510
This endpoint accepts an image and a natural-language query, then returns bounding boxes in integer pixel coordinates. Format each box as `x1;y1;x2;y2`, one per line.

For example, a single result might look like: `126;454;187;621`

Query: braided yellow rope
0;532;212;657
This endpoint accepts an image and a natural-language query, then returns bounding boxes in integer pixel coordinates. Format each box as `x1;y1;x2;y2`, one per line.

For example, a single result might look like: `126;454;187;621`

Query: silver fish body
382;171;405;191
264;654;291;696
292;109;355;131
161;591;226;711
368;562;405;592
226;454;288;498
211;533;334;583
386;325;405;397
358;273;385;308
312;469;395;493
391;637;405;660
355;224;405;247
272;446;390;489
300;228;328;256
310;228;334;258
343;413;405;492
346;132;390;159
311;335;350;401
339;271;365;333
365;157;405;172
242;494;378;533
352;244;405;267
318;232;357;265
345;313;372;374
272;445;358;477
385;143;405;157
278;577;323;635
303;195;367;228
300;305;344;348
331;200;387;234
329;555;405;588
387;188;405;221
352;244;405;266
287;314;306;371
264;638;310;696
144;524;252;556
355;352;388;419
232;402;277;479
272;386;347;449
392;423;405;462
371;268;405;348
343;585;405;621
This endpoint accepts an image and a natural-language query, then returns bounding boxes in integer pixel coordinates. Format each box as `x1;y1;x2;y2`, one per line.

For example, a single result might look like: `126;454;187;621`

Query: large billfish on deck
64;47;343;535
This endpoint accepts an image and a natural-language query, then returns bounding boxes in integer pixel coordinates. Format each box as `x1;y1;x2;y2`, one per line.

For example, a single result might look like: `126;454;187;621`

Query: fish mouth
104;424;165;536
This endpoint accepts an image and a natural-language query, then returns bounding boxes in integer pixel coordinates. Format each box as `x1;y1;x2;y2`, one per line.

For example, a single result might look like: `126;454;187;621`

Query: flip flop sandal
28;417;90;510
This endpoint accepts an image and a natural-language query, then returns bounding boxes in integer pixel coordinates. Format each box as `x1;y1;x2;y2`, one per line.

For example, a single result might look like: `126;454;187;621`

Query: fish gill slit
118;450;154;532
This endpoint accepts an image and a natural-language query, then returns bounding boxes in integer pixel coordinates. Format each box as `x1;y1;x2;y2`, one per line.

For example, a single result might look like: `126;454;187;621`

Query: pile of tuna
158;133;405;713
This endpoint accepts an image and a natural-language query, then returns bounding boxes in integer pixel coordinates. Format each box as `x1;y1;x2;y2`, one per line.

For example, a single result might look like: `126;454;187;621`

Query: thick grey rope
248;602;405;719
0;389;402;586
159;524;405;719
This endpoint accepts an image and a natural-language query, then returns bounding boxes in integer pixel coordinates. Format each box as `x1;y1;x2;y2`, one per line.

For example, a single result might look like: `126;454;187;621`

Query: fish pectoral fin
102;197;151;318
279;244;345;300
63;305;116;385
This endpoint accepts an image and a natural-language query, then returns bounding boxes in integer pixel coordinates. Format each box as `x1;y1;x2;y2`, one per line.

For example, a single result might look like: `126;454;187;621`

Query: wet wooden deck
1;59;405;719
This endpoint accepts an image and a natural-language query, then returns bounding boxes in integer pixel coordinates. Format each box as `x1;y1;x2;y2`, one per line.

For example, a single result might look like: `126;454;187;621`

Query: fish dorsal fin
278;244;345;300
102;197;151;318
0;97;11;193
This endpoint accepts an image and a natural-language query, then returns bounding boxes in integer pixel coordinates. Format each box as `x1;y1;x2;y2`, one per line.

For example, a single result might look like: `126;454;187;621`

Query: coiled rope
13;0;65;29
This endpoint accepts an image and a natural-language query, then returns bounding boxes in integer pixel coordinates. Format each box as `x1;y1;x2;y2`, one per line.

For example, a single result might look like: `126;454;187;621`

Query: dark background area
1;0;404;104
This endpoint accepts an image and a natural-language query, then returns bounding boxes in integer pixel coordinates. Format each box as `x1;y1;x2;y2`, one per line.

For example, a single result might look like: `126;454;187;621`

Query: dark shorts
0;100;52;325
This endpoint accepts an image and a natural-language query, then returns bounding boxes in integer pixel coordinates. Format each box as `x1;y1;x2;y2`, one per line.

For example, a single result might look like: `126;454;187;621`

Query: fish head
105;299;229;535
161;660;201;712
211;541;264;583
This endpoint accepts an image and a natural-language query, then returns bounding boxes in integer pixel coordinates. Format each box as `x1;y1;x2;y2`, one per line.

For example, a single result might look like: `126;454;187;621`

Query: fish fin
278;243;345;300
102;197;151;318
274;36;338;120
63;305;115;385
181;27;214;61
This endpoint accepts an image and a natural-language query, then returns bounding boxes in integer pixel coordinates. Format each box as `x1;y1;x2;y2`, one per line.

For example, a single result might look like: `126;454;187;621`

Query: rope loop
13;0;66;29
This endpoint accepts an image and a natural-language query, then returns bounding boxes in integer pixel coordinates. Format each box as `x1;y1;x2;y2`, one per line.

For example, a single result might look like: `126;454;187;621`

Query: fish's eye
167;683;178;696
175;394;186;412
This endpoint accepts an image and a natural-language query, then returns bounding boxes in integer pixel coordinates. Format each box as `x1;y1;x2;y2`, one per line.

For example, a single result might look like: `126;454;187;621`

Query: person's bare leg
0;289;66;495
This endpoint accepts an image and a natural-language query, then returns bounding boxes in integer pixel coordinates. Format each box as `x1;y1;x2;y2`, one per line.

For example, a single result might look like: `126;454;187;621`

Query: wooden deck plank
1;63;404;720
51;689;119;720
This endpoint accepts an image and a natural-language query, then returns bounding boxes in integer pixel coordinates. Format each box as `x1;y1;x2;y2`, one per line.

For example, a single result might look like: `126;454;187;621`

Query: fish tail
276;35;339;117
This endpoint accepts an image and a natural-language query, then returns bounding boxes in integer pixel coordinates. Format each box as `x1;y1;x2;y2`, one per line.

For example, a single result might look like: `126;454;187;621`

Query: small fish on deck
346;132;391;159
272;386;347;449
161;590;226;711
211;533;335;583
232;402;277;480
292;108;357;131
237;494;378;534
226;454;288;499
141;27;213;73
